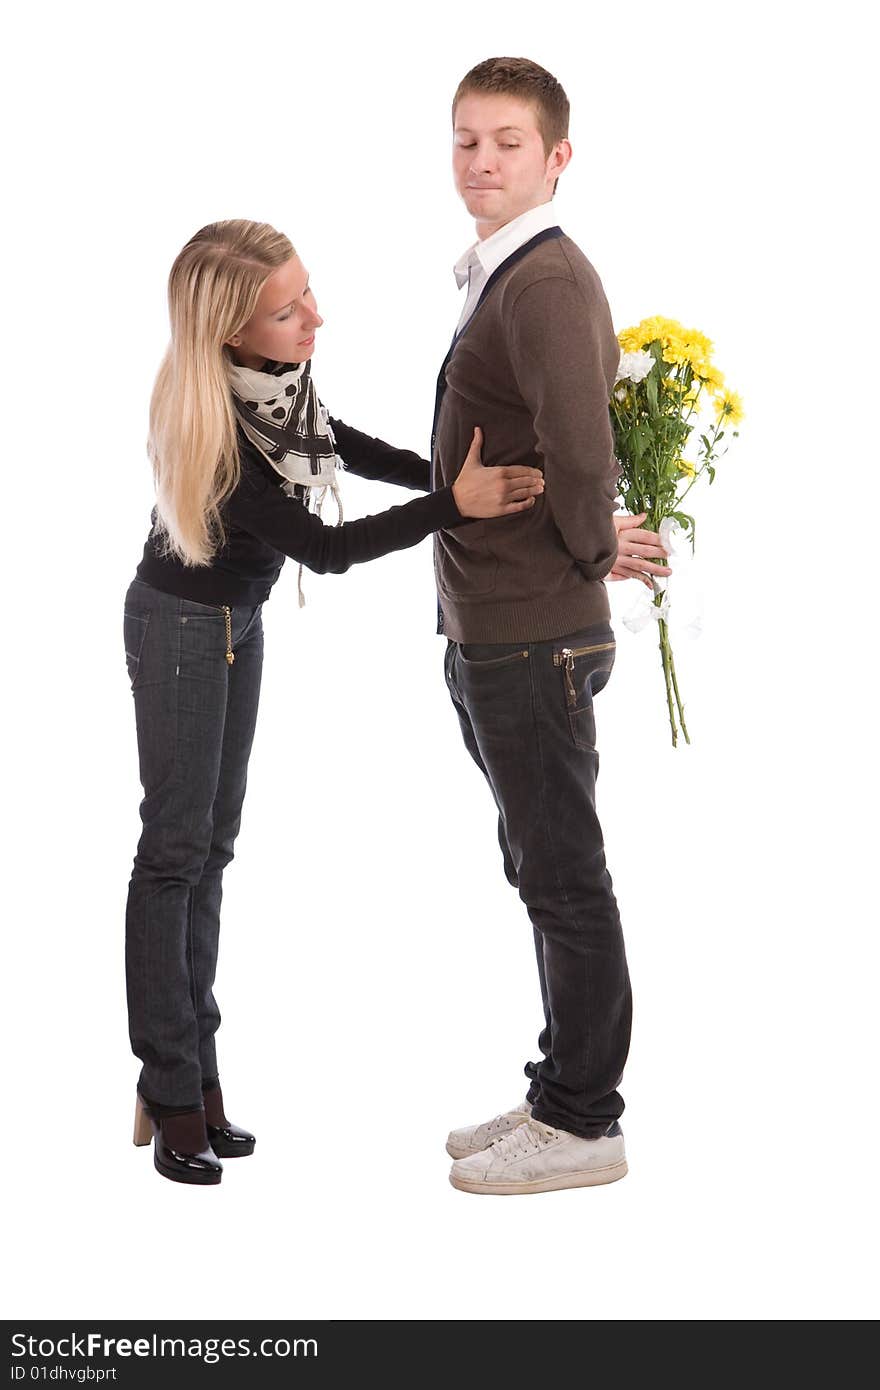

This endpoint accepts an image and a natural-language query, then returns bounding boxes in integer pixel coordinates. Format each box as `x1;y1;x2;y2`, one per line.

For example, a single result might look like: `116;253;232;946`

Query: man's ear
549;139;571;197
553;138;572;174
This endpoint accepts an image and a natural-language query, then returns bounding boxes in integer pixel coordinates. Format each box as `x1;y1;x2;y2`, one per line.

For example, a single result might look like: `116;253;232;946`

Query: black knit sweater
135;417;466;607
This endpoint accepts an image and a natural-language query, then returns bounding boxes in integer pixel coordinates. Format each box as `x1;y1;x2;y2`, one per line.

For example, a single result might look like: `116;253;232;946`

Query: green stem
657;615;678;747
673;467;703;511
667;638;691;745
676;412;723;509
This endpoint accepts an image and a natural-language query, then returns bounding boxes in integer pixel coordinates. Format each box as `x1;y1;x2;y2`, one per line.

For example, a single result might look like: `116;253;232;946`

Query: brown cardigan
431;228;621;642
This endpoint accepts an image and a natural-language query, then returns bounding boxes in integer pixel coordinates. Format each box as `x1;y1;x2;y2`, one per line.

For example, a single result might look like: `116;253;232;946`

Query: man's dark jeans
123;578;264;1109
444;620;632;1139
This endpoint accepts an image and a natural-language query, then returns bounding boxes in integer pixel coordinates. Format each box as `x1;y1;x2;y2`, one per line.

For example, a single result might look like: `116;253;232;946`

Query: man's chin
464;193;504;219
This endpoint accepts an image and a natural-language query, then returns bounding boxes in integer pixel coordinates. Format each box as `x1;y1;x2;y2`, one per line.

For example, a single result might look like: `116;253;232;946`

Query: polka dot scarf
227;355;345;510
227;355;346;607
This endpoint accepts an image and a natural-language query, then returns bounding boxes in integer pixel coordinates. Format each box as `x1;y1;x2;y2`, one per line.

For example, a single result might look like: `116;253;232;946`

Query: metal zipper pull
552;641;615;705
223;606;235;665
561;648;575;705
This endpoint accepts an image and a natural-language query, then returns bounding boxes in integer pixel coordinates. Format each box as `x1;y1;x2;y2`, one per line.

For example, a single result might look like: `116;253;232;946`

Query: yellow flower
618;315;687;352
663;341;695;367
618;326;652;353
677;459;697;478
716;389;744;425
618;316;716;358
663;326;714;372
618;318;731;418
683;328;713;359
696;363;726;397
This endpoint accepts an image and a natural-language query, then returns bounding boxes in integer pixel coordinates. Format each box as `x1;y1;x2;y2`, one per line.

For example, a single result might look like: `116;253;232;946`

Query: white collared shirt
453;200;561;336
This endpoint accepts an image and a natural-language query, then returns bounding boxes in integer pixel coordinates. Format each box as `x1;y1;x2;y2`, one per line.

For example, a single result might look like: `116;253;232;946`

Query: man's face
452;93;569;237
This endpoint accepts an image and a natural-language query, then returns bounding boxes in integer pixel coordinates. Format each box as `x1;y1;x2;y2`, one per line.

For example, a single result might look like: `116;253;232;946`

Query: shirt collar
453;201;561;288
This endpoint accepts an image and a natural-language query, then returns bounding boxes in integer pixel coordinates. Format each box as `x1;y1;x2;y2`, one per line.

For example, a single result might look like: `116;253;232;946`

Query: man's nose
469;145;499;175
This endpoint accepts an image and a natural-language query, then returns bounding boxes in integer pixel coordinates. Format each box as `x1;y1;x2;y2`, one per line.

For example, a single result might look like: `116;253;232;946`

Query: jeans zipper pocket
182;602;236;664
553;641;616;706
222;606;235;665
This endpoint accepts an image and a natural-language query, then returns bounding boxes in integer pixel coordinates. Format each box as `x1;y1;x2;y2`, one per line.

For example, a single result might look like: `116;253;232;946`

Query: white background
3;0;876;1322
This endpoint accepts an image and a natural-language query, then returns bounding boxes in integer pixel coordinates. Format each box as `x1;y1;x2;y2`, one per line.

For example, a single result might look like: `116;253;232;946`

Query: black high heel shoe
133;1092;223;1185
203;1083;256;1158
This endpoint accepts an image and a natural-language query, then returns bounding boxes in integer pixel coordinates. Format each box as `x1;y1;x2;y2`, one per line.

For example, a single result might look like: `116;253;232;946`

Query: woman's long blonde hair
148;219;295;566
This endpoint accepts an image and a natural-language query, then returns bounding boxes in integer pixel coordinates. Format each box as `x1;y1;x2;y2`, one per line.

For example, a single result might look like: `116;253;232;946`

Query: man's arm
508;275;620;581
327;417;431;492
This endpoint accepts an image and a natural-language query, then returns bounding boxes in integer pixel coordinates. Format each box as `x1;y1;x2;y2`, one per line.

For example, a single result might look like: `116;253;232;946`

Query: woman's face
226;254;323;369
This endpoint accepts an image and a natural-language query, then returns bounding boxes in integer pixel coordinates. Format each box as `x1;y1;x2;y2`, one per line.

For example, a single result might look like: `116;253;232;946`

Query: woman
124;218;545;1186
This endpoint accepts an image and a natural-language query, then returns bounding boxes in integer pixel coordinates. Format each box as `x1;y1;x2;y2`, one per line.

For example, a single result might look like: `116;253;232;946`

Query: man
432;58;670;1195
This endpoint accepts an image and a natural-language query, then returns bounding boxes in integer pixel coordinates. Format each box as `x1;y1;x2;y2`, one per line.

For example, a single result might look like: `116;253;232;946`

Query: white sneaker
445;1101;533;1159
449;1117;627;1195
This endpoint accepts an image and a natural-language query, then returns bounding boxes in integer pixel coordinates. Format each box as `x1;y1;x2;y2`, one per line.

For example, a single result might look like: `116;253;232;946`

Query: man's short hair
452;56;570;159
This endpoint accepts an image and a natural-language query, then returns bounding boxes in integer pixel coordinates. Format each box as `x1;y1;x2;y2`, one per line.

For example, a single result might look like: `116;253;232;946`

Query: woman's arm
228;438;463;575
328;416;431;492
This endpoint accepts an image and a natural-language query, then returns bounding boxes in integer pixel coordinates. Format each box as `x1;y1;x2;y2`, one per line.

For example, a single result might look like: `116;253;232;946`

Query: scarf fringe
297;477;345;608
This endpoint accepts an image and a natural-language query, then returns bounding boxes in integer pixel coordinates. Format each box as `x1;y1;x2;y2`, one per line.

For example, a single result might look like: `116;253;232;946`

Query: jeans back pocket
123;609;151;689
458;640;531;670
552;638;616;751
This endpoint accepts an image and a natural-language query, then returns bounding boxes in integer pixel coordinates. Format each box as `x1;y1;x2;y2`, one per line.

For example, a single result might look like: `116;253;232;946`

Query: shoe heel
133;1094;153;1147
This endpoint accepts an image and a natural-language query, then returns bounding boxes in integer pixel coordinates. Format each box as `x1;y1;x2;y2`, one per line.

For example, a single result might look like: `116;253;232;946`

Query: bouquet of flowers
610;316;743;747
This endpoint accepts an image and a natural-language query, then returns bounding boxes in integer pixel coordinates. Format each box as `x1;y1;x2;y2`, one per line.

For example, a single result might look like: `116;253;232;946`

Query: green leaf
646;371;659;418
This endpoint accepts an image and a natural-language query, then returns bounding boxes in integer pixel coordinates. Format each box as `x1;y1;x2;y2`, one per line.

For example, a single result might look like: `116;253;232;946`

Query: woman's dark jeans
444;621;632;1140
123;578;264;1109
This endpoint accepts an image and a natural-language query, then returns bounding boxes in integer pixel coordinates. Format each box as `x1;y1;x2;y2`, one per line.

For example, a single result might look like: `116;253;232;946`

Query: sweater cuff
434;484;468;529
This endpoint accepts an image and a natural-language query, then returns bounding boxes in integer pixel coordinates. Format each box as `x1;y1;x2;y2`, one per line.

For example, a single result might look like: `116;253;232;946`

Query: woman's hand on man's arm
450;427;544;519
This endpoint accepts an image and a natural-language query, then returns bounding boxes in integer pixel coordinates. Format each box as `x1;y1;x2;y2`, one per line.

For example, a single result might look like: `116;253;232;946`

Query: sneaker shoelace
489;1118;558;1162
484;1106;528;1139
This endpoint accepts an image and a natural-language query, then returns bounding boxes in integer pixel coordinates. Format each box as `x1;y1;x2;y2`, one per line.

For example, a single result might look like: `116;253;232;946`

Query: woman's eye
279;288;311;321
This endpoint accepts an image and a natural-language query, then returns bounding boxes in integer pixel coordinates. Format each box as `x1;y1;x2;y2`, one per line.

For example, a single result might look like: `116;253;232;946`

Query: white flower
615;349;654;385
